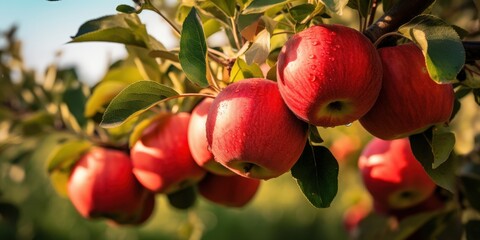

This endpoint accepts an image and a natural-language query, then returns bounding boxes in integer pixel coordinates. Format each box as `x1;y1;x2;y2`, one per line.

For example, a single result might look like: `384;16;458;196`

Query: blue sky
1;0;177;85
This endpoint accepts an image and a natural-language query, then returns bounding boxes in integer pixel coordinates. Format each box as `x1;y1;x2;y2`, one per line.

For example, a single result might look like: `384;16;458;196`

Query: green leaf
245;30;270;65
289;3;316;22
211;0;236;17
291;144;338;208
431;125;455;169
63;86;88;127
179;8;210;88
243;0;288;14
70;14;150;48
46;139;92;173
398;15;465;83
347;0;372;18
116;4;137;14
100;81;179;128
229;58;264;82
409;131;456;193
85;65;143;117
149;50;180;62
320;0;349;15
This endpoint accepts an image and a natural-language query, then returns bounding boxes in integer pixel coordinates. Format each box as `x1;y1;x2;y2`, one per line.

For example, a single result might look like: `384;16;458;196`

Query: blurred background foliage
1;0;480;239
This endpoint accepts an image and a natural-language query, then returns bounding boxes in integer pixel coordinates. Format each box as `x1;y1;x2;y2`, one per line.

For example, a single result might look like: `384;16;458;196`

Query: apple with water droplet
359;43;455;140
358;138;436;211
188;98;234;176
131;112;206;193
206;78;308;179
68;147;154;224
198;173;260;207
276;24;383;127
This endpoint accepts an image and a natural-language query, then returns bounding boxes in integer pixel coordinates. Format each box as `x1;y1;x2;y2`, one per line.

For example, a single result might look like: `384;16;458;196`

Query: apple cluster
67;23;455;226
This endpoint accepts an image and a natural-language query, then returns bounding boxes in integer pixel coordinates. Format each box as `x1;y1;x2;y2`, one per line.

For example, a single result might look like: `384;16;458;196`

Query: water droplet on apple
345;123;352;127
310;76;317;82
308;54;315;59
312;41;319;46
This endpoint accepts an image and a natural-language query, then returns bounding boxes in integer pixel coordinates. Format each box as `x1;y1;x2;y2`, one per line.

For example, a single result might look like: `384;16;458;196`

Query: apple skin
277;24;382;127
329;135;361;164
131;112;206;193
188;98;234;176
343;201;371;236
206;78;308;179
358;138;436;211
67;147;152;223
374;190;445;220
198;173;261;207
108;192;156;226
359;43;455;140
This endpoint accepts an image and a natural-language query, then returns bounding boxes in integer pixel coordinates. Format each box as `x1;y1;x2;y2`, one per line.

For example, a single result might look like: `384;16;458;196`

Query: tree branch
363;0;435;43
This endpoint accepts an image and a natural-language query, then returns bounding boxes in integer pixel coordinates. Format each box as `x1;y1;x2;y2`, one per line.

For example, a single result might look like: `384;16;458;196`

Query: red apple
131;112;206;193
68;147;151;223
188;98;234;176
277;24;382;127
329;135;361;164
206;78;308;179
383;191;445;220
198;173;261;207
109;192;156;225
343;201;371;236
359;43;455;140
358;138;436;211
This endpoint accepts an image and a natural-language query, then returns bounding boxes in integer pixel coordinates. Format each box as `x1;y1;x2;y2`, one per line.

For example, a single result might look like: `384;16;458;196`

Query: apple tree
2;0;480;239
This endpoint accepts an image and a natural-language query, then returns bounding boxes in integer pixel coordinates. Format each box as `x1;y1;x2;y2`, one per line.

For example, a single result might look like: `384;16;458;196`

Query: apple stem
373;32;405;48
243;163;254;173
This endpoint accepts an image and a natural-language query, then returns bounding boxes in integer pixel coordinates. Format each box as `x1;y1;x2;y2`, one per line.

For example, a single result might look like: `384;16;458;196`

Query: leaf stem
367;0;378;27
230;17;242;50
147;3;181;36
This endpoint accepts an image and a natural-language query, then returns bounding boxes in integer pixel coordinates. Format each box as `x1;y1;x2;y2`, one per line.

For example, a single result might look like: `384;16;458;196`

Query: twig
363;0;435;43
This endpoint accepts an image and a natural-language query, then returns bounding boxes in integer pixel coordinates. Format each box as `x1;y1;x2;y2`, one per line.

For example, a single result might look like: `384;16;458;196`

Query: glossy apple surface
359;43;455;140
188;98;233;176
206;78;308;179
358;138;436;211
131;112;206;193
68;147;150;223
277;24;382;127
198;173;261;207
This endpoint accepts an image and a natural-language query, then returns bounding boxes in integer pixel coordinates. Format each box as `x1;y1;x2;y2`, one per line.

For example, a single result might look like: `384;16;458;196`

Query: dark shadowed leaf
409;131;456;192
308;125;323;146
347;0;372;18
291;144;338;208
100;81;179;128
167;186;197;210
459;161;480;212
466;220;480;240
398;15;465;83
179;8;210;88
116;4;137;14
